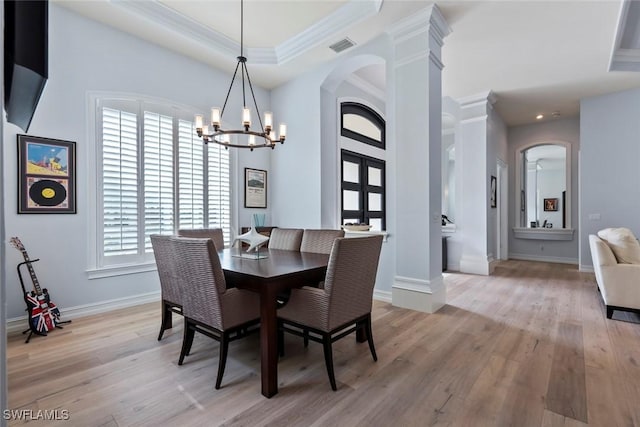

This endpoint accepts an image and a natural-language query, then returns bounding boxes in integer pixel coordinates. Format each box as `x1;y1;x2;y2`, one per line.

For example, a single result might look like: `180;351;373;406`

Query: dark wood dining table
218;247;329;398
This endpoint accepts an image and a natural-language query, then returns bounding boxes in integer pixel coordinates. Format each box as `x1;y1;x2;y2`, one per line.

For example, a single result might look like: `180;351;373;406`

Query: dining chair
300;229;345;290
277;235;383;390
268;228;303;251
151;235;183;341
300;229;345;254
178;228;225;251
173;236;260;389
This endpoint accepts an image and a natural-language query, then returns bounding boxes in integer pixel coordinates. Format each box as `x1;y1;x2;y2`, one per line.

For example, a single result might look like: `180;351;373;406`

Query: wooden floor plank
545;322;588;423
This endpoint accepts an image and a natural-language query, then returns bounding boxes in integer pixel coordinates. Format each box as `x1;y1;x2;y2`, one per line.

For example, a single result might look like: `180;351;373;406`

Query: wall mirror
516;142;571;230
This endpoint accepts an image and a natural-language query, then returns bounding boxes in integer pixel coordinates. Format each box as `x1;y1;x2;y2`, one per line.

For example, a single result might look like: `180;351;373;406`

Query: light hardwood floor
7;260;640;426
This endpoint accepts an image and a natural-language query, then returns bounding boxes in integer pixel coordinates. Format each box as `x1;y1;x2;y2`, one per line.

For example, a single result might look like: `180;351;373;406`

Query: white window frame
86;92;236;278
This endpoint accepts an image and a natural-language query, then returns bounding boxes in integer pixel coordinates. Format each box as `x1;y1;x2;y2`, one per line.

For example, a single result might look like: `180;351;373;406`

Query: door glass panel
368;193;382;211
368;167;381;187
343;161;359;183
343;190;360;211
343;114;381;141
369;218;382;231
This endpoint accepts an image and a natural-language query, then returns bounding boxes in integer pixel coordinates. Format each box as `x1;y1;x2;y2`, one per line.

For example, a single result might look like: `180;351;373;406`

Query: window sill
86;262;157;280
344;230;389;242
513;227;574;241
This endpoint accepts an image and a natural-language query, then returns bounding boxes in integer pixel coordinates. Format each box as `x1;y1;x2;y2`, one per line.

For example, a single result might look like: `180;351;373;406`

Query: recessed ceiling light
552;111;561;118
536;114;544;120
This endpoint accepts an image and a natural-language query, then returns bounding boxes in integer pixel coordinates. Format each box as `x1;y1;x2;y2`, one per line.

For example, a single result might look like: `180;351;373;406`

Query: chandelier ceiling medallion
195;0;286;150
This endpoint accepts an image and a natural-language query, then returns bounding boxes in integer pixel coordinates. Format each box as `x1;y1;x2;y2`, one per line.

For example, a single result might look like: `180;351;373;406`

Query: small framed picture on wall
544;198;558;211
244;168;267;208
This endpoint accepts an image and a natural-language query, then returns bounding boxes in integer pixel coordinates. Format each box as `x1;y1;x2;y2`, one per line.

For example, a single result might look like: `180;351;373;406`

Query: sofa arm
599;264;640;309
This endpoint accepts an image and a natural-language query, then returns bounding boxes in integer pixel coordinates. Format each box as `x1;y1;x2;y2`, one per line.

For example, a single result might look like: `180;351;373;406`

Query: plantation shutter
208;143;231;245
178;120;205;229
143;111;174;252
102;107;139;257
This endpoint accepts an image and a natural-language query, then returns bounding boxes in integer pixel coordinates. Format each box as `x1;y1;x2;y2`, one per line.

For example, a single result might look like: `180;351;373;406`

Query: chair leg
158;301;172;341
606;306;614;319
215;332;230;390
322;334;337;391
179;319;195;365
364;315;377;362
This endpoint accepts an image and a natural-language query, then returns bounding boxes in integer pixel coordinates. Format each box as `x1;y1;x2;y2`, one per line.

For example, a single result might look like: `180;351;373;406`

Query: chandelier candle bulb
242;107;251;129
279;123;287;141
264;111;273;132
195;114;203;133
249;135;255;146
211;108;221;128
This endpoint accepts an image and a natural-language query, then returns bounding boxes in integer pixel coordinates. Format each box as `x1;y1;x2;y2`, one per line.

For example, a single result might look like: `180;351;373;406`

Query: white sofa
589;233;640;319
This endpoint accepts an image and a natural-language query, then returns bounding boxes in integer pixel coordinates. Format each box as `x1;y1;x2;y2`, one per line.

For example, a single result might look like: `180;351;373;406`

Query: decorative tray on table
342;224;372;232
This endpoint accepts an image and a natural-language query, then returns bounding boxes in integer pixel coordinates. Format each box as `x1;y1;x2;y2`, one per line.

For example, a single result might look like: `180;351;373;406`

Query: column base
392;276;446;313
460;254;496;275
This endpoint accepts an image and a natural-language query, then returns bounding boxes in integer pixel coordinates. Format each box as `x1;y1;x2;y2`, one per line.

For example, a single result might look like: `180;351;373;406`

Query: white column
458;91;497;275
389;6;450;313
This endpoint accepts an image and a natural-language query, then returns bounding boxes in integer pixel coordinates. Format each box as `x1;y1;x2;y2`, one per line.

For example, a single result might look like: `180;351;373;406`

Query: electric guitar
9;237;60;335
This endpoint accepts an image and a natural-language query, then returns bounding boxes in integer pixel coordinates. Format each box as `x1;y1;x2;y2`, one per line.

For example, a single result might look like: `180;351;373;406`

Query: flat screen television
4;0;48;132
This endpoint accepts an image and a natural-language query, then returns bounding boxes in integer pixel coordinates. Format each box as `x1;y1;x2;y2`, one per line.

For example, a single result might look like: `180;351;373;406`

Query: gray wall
3;5;271;320
508;117;580;263
579;88;640;268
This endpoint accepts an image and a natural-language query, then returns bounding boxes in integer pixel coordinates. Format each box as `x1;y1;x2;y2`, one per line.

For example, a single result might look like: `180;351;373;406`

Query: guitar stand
17;259;71;344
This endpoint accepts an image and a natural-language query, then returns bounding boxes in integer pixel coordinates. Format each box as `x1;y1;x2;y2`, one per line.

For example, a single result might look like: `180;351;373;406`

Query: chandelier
195;0;286;150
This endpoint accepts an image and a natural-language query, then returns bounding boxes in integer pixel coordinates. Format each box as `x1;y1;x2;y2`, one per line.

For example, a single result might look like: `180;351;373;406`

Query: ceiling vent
329;38;355;53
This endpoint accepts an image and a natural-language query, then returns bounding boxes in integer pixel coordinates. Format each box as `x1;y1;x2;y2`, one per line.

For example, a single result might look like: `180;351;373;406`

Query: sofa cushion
597;227;640;264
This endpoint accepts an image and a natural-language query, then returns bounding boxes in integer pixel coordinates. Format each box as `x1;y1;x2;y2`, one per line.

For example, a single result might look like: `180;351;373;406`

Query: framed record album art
18;135;76;214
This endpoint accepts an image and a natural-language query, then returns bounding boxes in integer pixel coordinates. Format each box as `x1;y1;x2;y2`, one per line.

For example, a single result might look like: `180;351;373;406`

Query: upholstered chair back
323;235;383;330
268;228;303;250
151;235;182;306
178;228;225;251
300;229;345;254
173;237;228;330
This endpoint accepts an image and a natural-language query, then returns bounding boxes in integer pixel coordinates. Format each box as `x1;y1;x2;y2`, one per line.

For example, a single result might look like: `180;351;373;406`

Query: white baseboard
579;265;595;273
7;291;161;334
509;253;578;265
373;289;392;303
460;254;491;275
392;276;446;313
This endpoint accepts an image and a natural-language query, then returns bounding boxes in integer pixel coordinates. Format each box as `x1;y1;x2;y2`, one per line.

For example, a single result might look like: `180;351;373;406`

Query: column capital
387;4;451;45
458;90;497;122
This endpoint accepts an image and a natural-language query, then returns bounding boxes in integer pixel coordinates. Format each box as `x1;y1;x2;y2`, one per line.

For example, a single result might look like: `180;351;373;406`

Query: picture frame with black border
544;198;558;212
244;168;267;208
17;134;76;214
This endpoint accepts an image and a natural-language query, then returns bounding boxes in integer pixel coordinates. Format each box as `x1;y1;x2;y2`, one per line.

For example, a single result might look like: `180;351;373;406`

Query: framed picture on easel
17;134;77;214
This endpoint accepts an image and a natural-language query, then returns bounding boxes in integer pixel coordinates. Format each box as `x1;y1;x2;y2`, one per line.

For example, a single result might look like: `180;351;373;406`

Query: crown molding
609;0;640;71
111;0;238;57
111;0;383;67
276;0;383;64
